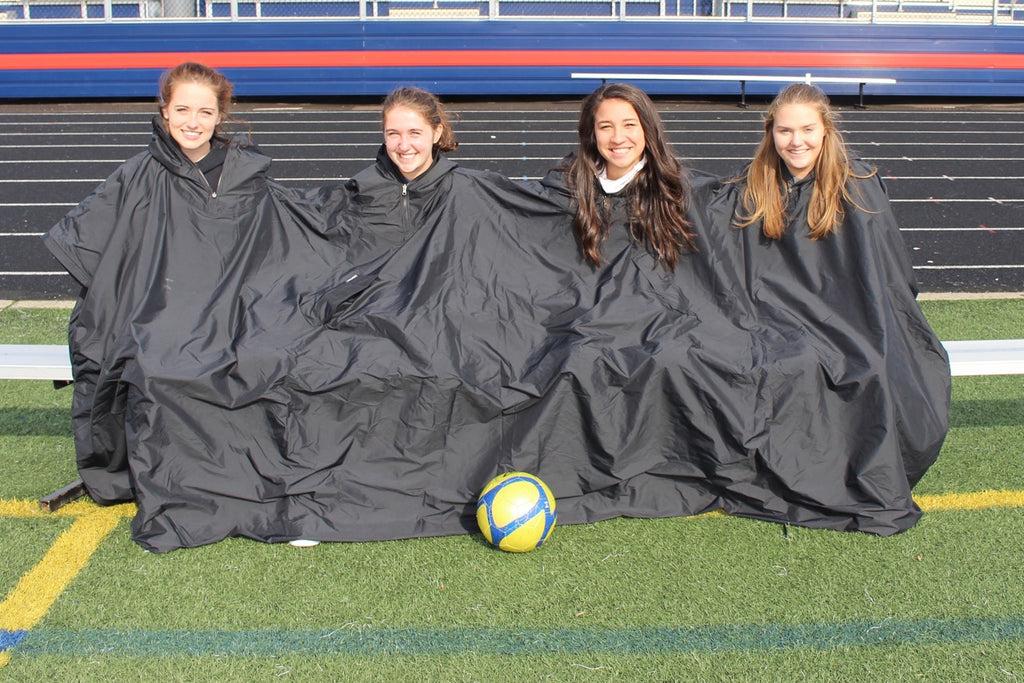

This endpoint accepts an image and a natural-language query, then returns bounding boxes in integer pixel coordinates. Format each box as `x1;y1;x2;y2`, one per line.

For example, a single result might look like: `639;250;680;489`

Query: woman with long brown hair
558;82;696;270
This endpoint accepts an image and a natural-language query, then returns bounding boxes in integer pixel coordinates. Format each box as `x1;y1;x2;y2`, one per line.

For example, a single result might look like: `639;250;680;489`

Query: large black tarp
44;136;950;553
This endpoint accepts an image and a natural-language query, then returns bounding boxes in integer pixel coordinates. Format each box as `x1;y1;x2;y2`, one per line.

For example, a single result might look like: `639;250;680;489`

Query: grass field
1;301;1022;681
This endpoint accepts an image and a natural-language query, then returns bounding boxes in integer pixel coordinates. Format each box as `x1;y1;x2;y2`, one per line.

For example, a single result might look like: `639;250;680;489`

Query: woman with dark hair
557;82;696;270
708;83;951;535
523;83;765;532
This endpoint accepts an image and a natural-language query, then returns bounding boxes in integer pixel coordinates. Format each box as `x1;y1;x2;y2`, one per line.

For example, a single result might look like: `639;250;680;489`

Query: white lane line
1;115;1022;126
7;226;1024;235
6;175;1024;183
4;154;1024;166
0;203;76;207
890;198;1024;203
902;226;1024;231
914;265;1024;270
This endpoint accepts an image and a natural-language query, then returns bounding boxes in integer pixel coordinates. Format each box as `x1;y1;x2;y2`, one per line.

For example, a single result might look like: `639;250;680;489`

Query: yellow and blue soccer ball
476;471;557;552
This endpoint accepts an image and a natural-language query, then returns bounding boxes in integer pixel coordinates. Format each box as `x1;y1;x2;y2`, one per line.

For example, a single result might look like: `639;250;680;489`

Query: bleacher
2;0;1020;20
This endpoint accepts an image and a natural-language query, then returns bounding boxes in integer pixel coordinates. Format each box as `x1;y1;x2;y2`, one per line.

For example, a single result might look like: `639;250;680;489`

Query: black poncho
270;155;761;544
701;162;951;534
43;117;344;511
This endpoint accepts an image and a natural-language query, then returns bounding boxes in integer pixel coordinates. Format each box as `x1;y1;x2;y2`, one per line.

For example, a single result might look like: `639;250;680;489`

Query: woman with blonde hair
707;83;952;535
732;82;880;242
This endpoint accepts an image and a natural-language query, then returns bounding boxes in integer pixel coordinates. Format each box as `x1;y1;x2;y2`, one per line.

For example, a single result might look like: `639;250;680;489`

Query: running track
1;98;1022;299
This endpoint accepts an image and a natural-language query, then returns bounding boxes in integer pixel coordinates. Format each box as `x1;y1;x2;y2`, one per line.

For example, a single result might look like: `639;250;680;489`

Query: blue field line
0;630;27;652
11;618;1024;656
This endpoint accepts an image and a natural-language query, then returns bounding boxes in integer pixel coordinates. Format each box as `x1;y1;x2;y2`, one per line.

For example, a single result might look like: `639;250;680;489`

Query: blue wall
0;20;1021;99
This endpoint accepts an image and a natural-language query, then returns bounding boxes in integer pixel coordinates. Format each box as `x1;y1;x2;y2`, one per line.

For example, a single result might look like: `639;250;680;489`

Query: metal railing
2;0;1020;21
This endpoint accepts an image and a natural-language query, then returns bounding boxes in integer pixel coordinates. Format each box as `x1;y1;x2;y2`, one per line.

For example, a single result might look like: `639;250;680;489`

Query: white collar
597;157;646;194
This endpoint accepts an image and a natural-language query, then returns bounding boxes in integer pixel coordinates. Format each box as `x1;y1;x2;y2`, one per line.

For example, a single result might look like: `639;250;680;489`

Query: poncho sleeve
43;154;147;288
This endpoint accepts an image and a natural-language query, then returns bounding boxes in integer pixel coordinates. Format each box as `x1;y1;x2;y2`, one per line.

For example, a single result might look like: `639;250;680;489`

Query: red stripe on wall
2;50;1022;71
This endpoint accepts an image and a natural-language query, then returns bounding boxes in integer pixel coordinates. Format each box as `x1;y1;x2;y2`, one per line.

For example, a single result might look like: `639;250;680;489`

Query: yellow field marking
0;503;131;634
0;489;1021;528
915;489;1024;511
0;498;133;519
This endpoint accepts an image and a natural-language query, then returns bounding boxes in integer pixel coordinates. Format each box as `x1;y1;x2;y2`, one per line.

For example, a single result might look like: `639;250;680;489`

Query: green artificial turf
1;300;1022;680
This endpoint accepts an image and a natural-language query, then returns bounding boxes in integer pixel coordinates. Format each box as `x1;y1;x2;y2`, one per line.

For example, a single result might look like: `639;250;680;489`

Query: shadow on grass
0;407;72;437
950;398;1024;428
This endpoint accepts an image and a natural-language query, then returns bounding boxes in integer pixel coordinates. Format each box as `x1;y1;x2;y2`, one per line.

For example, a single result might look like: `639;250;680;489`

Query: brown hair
732;83;874;240
565;83;694;270
381;86;458;153
157;62;248;143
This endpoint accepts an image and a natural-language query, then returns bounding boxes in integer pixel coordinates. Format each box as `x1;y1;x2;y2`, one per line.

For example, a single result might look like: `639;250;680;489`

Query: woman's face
772;103;826;180
593;98;646;181
384;105;442;181
161;81;221;163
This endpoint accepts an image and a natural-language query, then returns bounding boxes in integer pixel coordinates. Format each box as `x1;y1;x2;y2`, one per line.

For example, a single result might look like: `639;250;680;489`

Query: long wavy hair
158;62;248;145
564;83;694;270
732;83;874;240
381;86;458;154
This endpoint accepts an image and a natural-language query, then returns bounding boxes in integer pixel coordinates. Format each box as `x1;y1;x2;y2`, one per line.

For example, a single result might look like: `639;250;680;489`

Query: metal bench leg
855;83;867;109
39;479;86;512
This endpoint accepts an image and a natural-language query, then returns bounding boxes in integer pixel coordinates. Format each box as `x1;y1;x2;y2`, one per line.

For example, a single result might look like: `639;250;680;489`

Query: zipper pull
402;183;408;197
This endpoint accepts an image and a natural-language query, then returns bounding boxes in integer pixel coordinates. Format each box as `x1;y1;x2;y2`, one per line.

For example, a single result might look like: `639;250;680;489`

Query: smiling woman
733;82;863;241
161;81;220;164
593;97;646;182
550;82;695;270
40;61;340;521
703;82;952;532
770;98;824;181
382;86;458;182
157;62;246;192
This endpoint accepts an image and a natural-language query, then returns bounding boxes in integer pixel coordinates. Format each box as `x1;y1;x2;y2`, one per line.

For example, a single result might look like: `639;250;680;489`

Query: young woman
555;82;696;270
311;85;462;274
44;63;341;551
733;81;873;241
710;83;951;534
382;86;458;181
282;86;586;546
526;83;767;530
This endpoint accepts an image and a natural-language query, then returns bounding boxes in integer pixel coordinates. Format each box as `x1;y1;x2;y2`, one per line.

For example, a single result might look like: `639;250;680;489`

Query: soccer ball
476;471;557;553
